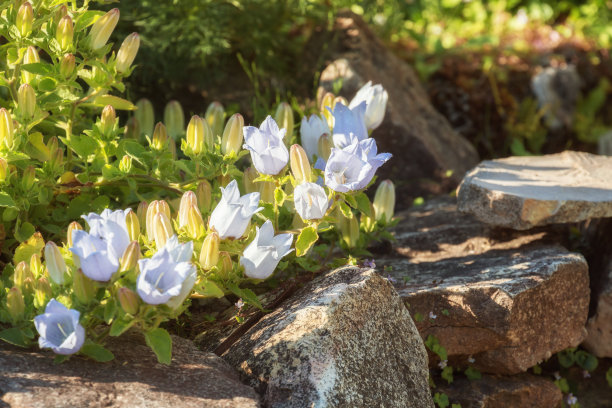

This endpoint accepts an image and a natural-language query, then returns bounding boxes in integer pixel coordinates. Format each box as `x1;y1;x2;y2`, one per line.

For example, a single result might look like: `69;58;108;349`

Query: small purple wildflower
235;299;245;309
429;311;437;320
438;359;447;369
385;274;398;284
553;371;561;380
583;370;591;379
468;356;475;364
363;259;376;269
566;393;577;406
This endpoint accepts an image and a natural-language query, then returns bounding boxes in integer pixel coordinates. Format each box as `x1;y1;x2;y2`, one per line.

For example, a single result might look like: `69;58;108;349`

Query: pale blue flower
136;240;196;306
209;180;262;239
81;209;130;258
240;220;293;280
294;182;329;220
162;236;197;310
348;81;388;130
329;102;368;149
324;138;391;192
300;114;330;161
34;299;85;355
243;116;289;175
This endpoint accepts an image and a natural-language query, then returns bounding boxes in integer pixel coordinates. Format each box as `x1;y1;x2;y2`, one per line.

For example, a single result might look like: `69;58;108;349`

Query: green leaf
274;187;286;207
15;221;35;242
194;279;225;298
344;194;357;209
92;95;136;110
433;392;449;408
295;226;318;257
38;77;57;92
144;328;172;365
575;350;598;372
441;366;453;384
66;133;98;158
0;327;30;347
354;192;372;217
80;343;114;362
14;232;44;264
20;62;54;75
464;366;482;380
75;10;105;32
606;367;612;388
226;282;264;310
109;317;136;337
103;299;117;324
558;348;575;368
339;201;353;219
0;192;17;208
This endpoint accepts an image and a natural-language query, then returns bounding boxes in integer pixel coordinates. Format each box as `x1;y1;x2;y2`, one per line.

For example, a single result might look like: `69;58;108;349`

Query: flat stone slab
0;333;260;408
222;266;434;408
457;151;612;230
381;199;589;375
436;373;562;408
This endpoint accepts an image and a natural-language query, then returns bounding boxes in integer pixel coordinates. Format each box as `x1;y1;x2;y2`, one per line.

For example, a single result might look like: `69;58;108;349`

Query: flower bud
16;2;33;38
100;105;116;136
18;83;35;119
60;53;75;78
59;171;77;184
205;101;225;138
260;181;275;203
373;180;395;223
274;102;294;147
218;251;233;280
22;165;35;190
199;232;220;270
168;138;177;159
164;100;184;140
153;212;173;249
196;180;212;214
115;32;139;73
290;144;311;183
320;92;335;128
89;8;119;50
54;4;67;22
317;134;332;161
186;205;205;238
145;200;158;241
151;122;168;150
125;209;140;241
13;261;33;289
34;277;51;308
334;96;348;106
119;154;132;173
66;221;82;248
243;166;258;194
178;191;197;228
47;136;58;156
185;115;209;156
56;15;73;51
118;287;139;315
73;269;96;304
44;241;66;284
0;108;14;150
137;201;148;230
124;116;140;139
158;199;171;220
6;287;25;323
0;157;7;182
51;148;63;169
135;98;154;137
339;214;359;248
221;113;243;155
119;241;140;272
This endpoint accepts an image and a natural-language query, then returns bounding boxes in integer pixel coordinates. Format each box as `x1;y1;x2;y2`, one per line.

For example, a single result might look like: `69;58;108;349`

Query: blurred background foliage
109;0;612;159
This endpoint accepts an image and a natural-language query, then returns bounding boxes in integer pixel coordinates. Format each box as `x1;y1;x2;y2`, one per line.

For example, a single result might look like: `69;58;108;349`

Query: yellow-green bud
6;287;25;323
290;144;311;183
54;4;67;23
124;117;140;139
151;122;168;150
60;53;75;78
73;269;96;304
145;200;158;241
317;134;332;162
221;113;244;155
186;205;204;239
135;98;154;137
274;102;294;147
260;181;275;203
118;287;139;315
56;15;73;51
178;191;197;228
168;138;177;159
199;232;220;270
185;115;209;156
164;100;184;140
320;92;335;128
0;108;14;150
51;148;63;169
125;209;140;241
119;241;140;272
44;241;66;284
158;199;171;220
119;154;132;173
373;180;395;223
22;46;40;84
334;96;348;106
100;105;116;136
34;277;51;309
16;2;33;38
30;253;42;278
115;32;139;73
205;101;225;138
196;180;212;214
13;261;33;289
22;165;35;190
339;214;359;248
89;8;119;50
47;136;58;156
218;251;233;280
243;166;258;194
137;201;148;231
153;212;173;249
0;157;7;182
66;221;82;248
17;83;35;119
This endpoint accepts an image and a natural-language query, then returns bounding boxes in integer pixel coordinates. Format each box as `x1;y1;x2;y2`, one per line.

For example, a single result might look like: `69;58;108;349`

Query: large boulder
318;11;478;206
380;198;589;375
222;266;434;408
457;151;612;230
0;333;260;408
